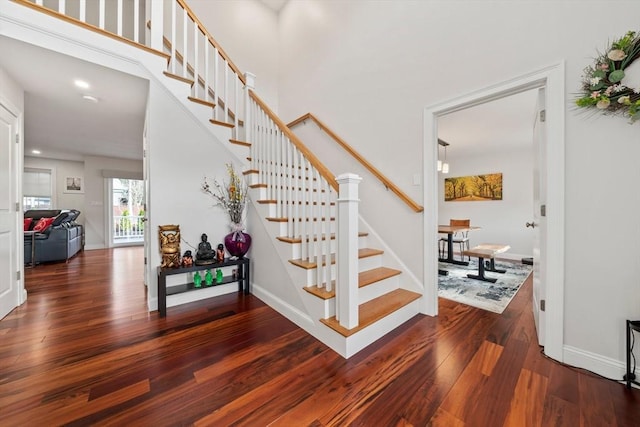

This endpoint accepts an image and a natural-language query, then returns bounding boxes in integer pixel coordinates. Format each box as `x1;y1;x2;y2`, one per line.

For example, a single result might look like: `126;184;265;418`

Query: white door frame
422;62;565;361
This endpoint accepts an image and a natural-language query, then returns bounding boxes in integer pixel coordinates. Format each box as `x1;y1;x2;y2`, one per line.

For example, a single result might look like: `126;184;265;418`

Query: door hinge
16;271;21;281
540;299;546;312
16;202;20;211
540;204;546;217
15;134;20;144
144;256;147;265
539;109;546;122
143;149;146;158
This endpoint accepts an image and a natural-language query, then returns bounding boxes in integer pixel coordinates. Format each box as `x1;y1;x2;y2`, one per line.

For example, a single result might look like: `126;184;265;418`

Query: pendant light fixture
438;139;449;174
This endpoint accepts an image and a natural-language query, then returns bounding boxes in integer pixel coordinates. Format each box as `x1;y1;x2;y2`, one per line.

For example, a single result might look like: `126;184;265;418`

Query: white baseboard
563;345;627;382
84;244;105;251
251;283;316;331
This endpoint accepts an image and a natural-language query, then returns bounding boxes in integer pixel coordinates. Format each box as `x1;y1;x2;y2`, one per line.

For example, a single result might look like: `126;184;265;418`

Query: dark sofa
24;209;84;264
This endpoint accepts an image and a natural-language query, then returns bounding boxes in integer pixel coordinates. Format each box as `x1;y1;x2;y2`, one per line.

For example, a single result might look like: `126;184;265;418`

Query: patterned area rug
438;259;532;314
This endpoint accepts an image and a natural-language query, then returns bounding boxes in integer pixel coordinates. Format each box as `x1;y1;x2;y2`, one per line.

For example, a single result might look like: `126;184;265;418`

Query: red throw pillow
23;218;33;231
32;217;55;232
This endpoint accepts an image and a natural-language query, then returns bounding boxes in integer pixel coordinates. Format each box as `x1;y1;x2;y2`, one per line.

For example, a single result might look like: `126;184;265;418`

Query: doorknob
140;217;148;222
526;221;536;228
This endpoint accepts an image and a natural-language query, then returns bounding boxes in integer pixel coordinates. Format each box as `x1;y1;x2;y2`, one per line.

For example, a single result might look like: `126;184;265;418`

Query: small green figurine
205;269;213;286
193;271;202;288
216;268;223;284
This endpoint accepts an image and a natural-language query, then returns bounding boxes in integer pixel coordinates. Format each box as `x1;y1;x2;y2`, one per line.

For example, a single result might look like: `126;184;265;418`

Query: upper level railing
288;113;424;213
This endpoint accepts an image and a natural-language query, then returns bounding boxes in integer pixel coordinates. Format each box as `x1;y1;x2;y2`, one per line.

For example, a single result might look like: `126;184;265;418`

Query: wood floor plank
0;248;636;425
503;368;549;427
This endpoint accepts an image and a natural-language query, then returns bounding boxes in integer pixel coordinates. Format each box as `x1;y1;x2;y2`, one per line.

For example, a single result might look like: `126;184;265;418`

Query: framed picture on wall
64;176;84;194
444;172;502;201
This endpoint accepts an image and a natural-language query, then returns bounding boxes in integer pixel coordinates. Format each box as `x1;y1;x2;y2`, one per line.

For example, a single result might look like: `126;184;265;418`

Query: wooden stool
463;244;510;283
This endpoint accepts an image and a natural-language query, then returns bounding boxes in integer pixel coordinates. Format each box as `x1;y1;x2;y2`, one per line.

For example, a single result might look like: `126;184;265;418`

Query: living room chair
439;218;471;261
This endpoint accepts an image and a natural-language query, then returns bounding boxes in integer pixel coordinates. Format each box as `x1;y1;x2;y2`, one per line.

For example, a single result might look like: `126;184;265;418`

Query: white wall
84;156;142;249
277;0;640;377
0;67;24;111
187;0;280;111
438;146;534;259
146;79;248;310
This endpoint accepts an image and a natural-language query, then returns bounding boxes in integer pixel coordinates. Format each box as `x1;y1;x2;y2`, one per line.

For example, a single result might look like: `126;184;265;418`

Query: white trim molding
423;62;566;362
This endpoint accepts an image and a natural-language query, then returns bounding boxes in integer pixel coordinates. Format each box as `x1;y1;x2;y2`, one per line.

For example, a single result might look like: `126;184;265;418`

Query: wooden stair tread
187;96;216;108
230;139;251;147
303;266;402;300
163;71;194;86
209;118;235;128
359;266;401;287
320;289;421;337
289;248;383;269
277;232;368;244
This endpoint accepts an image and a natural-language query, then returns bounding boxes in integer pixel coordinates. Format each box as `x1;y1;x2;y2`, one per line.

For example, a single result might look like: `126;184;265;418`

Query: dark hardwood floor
1;247;638;426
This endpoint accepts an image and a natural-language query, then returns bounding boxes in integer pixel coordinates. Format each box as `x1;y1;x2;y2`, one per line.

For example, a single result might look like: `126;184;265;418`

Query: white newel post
148;0;164;52
244;72;256;144
336;173;362;329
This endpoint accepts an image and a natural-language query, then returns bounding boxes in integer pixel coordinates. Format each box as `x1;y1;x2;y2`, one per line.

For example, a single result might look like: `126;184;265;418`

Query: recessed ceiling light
82;95;99;103
74;79;90;89
31;149;41;155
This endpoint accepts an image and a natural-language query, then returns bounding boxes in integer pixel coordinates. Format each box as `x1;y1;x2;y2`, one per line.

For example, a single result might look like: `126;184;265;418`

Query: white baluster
133;0;139;43
286;140;293;238
204;43;210;103
182;7;187;78
58;0;65;14
213;47;219;120
276;130;283;219
99;0;105;30
149;0;163;52
170;0;176;74
193;23;199;98
117;0;123;36
234;74;239;136
79;0;86;22
224;61;229;123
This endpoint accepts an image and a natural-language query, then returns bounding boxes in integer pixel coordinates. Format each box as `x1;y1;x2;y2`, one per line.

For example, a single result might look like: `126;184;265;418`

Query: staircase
3;0;424;358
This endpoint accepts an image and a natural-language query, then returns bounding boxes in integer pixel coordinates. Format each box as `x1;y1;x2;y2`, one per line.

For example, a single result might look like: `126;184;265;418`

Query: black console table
626;319;640;389
157;257;250;317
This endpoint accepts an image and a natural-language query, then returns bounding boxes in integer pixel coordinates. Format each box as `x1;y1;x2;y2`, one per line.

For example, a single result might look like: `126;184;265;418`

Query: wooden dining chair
439;219;471;261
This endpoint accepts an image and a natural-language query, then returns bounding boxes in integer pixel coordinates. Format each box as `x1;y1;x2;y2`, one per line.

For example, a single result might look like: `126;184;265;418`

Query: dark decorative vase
224;231;251;258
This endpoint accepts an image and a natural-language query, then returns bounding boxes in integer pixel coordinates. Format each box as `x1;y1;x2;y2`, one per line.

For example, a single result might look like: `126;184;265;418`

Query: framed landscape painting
444;172;502;201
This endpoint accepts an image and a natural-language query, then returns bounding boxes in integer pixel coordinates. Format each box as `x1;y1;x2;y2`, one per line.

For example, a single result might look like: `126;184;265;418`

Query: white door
0;105;19;320
531;88;547;346
143;124;149;289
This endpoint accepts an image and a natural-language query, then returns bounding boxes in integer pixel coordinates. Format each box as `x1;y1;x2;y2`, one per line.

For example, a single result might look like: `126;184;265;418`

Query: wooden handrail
11;0;170;61
249;92;338;192
288;113;424;213
176;0;246;85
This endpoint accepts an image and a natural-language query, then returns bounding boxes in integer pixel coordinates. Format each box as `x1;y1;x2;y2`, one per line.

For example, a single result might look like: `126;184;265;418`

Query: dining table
438;224;481;267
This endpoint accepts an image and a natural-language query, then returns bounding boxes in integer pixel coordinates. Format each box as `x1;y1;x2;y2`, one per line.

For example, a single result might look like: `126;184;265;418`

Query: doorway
108;178;145;247
422;64;566;361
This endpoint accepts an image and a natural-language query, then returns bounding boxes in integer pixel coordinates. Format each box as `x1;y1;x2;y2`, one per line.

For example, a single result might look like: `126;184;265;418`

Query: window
23;168;52;210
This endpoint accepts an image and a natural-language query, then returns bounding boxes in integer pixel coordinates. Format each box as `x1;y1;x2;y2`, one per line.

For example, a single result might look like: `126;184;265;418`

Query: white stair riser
359;275;400;305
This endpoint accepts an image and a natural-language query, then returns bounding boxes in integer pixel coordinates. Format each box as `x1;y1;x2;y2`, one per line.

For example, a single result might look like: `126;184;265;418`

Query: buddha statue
195;233;216;265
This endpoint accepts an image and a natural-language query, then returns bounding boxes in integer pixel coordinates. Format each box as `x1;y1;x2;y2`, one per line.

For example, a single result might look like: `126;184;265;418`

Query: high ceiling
259;0;289;13
1;29;537;165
